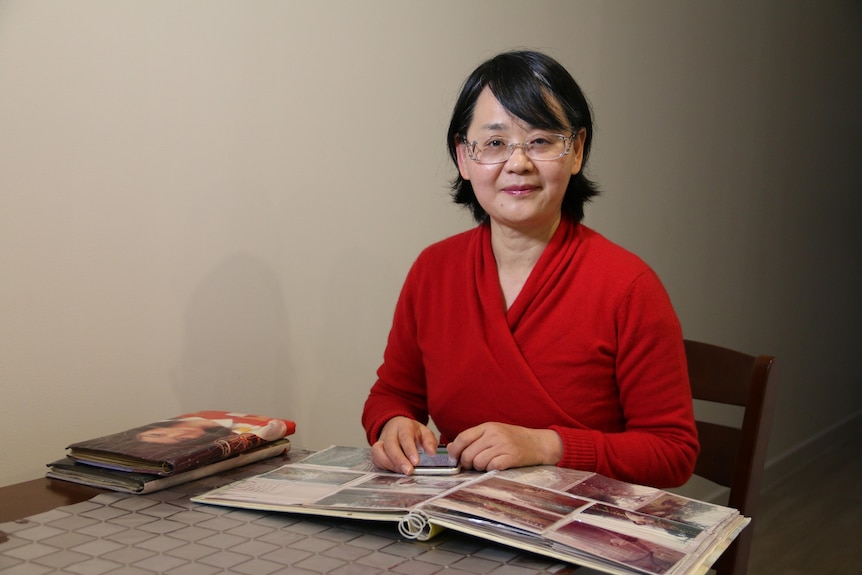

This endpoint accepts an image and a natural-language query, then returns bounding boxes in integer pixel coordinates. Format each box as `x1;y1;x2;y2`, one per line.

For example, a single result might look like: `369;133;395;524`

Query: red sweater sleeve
551;269;699;487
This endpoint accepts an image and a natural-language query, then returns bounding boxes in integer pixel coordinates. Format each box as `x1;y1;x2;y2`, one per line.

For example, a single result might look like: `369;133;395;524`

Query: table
0;452;587;575
0;478;102;525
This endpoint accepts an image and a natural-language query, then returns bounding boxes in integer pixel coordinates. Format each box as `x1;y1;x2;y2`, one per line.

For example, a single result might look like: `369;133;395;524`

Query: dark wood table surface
0;477;104;524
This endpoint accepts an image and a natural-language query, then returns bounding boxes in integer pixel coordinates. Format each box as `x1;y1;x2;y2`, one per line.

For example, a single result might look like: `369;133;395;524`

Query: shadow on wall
310;249;406;449
175;253;296;420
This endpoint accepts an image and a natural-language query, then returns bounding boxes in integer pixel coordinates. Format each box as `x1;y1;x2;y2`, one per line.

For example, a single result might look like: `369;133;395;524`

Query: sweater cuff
550;426;599;471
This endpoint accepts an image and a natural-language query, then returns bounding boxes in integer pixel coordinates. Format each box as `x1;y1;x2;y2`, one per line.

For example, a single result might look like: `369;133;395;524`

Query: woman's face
137;425;207;444
456;87;585;235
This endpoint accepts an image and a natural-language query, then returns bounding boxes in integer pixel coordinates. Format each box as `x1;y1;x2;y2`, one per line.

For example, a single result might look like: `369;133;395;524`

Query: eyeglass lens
468;134;569;164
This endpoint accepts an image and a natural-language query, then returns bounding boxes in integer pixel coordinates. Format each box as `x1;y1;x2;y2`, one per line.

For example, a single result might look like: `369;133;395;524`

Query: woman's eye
484;139;507;148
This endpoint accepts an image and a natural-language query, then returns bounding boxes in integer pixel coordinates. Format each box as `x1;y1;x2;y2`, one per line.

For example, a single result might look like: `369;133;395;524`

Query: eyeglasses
463;132;576;165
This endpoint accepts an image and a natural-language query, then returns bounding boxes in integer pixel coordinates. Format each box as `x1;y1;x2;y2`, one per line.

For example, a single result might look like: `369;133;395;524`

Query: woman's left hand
447;423;563;471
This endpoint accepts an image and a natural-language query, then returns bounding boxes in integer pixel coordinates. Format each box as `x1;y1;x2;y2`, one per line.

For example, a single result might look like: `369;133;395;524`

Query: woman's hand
447;423;562;471
371;416;439;475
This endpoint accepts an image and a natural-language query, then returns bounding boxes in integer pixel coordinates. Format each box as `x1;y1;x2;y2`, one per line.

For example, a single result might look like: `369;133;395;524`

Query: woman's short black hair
447;50;600;223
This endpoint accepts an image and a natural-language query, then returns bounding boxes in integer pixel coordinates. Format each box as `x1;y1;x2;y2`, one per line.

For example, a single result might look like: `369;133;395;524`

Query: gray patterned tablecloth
0;450;584;574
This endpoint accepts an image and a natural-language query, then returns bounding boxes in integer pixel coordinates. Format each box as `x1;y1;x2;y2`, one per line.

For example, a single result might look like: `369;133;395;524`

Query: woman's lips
502;185;537;196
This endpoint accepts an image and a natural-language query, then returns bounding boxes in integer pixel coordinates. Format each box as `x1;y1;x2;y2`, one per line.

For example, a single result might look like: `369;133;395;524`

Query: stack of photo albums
46;410;295;494
192;446;748;575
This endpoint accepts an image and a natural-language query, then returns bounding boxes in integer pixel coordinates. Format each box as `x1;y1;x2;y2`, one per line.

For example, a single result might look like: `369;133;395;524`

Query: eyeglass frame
462;132;578;165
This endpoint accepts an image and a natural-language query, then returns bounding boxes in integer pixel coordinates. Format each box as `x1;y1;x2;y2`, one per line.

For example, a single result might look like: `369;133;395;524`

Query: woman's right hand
371;416;439;475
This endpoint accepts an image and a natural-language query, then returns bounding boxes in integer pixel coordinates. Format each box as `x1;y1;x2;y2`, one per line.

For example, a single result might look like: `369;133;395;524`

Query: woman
362;50;698;488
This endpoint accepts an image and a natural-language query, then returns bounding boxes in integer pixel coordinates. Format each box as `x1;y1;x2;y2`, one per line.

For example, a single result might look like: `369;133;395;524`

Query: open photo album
192;446;747;575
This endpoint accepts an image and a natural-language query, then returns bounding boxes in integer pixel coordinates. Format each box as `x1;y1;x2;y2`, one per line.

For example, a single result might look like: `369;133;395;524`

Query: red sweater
362;218;698;488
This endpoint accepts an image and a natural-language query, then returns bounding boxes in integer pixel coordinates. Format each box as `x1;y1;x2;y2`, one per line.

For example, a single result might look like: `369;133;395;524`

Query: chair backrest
684;339;778;575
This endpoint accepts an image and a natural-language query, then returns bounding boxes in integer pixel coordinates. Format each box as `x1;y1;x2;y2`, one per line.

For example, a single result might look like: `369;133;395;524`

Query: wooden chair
684;339;778;575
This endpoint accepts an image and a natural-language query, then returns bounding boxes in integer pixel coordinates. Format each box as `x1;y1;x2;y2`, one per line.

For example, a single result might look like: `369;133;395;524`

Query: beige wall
1;0;860;488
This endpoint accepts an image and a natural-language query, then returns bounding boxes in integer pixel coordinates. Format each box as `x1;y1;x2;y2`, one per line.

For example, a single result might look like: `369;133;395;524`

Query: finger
482;452;513;472
397;427;422;468
466;443;490;471
380;441;413;475
418;427;439;460
448;425;486;468
378;417;423;474
370;440;395;472
470;441;512;471
447;426;477;457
